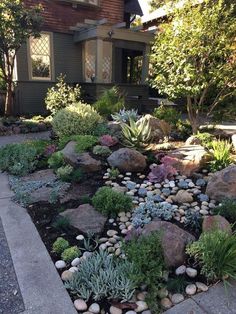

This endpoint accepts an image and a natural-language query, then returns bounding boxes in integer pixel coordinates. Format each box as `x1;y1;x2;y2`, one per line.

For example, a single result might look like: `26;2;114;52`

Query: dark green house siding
15;32;82;115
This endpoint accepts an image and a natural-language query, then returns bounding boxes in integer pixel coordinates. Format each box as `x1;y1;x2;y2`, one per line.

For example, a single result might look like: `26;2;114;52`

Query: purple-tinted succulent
148;155;177;183
44;144;57;157
99;135;118;147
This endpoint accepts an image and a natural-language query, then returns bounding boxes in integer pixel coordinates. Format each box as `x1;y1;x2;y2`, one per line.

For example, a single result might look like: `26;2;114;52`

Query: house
14;0;154;114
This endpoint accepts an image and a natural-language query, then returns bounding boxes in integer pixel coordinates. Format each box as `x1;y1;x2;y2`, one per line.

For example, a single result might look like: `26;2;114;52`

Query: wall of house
24;0;125;34
15;32;82;115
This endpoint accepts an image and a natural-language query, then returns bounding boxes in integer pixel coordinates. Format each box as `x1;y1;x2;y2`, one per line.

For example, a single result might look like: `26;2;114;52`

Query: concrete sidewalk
0;131;50;148
0;172;77;314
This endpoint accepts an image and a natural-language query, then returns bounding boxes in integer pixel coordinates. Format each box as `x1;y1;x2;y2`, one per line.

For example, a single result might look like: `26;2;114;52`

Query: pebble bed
55;167;217;313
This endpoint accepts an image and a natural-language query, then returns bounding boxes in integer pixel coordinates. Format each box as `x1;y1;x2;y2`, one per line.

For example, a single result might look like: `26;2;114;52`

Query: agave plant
121;118;152;150
111;109;139;123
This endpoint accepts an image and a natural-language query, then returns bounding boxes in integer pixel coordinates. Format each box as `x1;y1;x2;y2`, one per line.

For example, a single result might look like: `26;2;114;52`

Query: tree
149;0;176;12
0;0;43;115
150;0;236;134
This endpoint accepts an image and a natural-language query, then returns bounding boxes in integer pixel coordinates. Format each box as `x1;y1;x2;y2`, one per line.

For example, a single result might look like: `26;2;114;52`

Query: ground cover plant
213;199;236;223
208;140;232;172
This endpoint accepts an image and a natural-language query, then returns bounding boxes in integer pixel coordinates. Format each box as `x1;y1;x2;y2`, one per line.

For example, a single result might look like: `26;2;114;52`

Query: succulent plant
111;109;139;123
99;134;118;147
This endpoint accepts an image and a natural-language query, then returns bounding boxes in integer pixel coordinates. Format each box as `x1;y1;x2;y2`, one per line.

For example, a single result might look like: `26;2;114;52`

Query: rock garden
1;84;236;314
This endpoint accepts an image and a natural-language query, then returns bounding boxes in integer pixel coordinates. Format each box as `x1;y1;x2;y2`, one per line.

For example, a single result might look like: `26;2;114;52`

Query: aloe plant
121;118;152;150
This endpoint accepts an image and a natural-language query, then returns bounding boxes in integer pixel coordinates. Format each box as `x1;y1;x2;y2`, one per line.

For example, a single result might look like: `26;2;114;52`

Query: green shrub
195;132;214;148
56;165;73;181
61;246;81;263
0;140;48;176
209;140;232;172
176;119;192;139
153;104;181;126
93;145;112;156
109;167;120;179
121;118;152;150
65;250;136;302
186;230;236;281
167;276;190;294
48;152;65;169
52;237;69;255
92;187;132;215
94;87;124;118
123;232;167;312
45;74;81;115
213;199;236;223
91;122;112;137
52;216;71;231
74;135;98;153
52;103;102;138
70;168;84;183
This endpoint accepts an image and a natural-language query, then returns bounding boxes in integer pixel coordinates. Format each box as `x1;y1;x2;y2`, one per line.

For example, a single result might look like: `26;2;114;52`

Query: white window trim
27;32;55;82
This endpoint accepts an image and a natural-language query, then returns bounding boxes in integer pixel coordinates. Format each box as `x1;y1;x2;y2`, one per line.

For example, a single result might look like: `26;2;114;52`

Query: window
73;0;99;6
29;33;53;80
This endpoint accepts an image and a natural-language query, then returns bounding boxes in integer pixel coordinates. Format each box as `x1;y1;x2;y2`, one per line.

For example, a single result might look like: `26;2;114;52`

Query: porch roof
73;25;154;44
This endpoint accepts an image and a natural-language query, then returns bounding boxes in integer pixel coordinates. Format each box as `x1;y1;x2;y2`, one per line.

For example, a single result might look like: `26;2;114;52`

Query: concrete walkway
0;131;50;147
0;172;77;314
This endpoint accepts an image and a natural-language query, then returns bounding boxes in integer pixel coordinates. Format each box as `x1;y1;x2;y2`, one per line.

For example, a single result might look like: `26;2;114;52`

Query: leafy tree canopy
150;0;236;133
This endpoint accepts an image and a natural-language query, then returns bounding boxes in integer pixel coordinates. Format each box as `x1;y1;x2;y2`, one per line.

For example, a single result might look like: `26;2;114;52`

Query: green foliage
48;152;65;170
176;119;192;139
213;199;236;223
52;103;102;138
91;122;111;137
61;246;81;263
195;132;214;148
92;145;112;156
64;250;136;302
151;0;236;133
53;216;71;231
167;276;190;294
52;237;69;255
109;167;120;180
56;165;73;181
94;87;125;118
121;118;152;150
0;140;48;176
92;187;132;215
209;140;232;172
212;96;236;122
0;0;43;114
70;168;84;183
153;104;181;127
186;230;236;281
74;135;98;153
45;75;81;115
111;109;139;123
0;68;6;90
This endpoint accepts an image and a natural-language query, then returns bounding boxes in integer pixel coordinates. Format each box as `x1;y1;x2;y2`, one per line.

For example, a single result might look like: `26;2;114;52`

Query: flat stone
186;267;197;278
60;204;107;235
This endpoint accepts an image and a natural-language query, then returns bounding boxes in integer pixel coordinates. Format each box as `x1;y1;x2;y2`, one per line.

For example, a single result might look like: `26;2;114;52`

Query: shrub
109;167;120;180
121;118;152;150
91;122;111;137
111;109;139;123
123;232;167;312
56;165;73;181
70;169;84;183
94;87;124;118
65;250;136;302
74;135;98;153
195;132;214;148
92;187;132;215
52;237;69;255
48;152;65;169
61;246;81;263
213;199;236;223
186;230;236;281
153;104;181;127
176;119;192;139
52;103;102;138
0;140;48;176
45;74;81;115
93;145;112;156
209;140;232;172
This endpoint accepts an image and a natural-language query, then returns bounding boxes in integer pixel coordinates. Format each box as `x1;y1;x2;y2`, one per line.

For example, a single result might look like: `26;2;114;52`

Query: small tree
0;0;43;115
151;0;236;134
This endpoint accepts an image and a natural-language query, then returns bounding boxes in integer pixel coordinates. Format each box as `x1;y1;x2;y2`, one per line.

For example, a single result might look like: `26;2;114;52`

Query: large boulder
60;204;107;235
185;136;202;146
142;220;195;267
202;215;232;234
206;165;236;201
137;114;171;142
168;145;209;176
107;148;146;173
61;141;101;172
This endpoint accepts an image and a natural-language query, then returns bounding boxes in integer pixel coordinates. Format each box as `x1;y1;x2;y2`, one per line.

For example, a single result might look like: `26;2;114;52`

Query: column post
141;44;151;84
95;38;103;83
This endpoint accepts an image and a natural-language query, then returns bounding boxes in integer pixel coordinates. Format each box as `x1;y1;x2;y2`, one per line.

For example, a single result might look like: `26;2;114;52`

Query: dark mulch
0;218;25;314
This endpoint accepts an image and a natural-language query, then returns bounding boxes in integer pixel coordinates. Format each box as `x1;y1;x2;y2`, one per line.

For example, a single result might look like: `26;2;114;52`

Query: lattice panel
103;56;111;83
85;54;96;81
30;34;50;56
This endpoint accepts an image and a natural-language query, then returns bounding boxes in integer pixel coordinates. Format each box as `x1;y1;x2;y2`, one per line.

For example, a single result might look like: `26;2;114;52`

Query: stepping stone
60;204;107;235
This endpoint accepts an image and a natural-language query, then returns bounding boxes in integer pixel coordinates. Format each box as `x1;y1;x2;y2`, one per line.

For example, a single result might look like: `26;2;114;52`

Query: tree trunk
5;80;14;116
186;96;199;135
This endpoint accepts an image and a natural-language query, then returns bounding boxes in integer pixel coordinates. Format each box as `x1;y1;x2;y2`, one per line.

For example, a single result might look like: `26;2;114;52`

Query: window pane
29;34;51;79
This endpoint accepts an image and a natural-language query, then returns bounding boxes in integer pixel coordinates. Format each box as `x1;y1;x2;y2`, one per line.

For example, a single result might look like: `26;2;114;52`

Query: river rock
172;190;193;203
171;293;184;304
107;148;146;173
185;284;197;295
206;165;236;201
74;299;88;311
142;220;195;267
